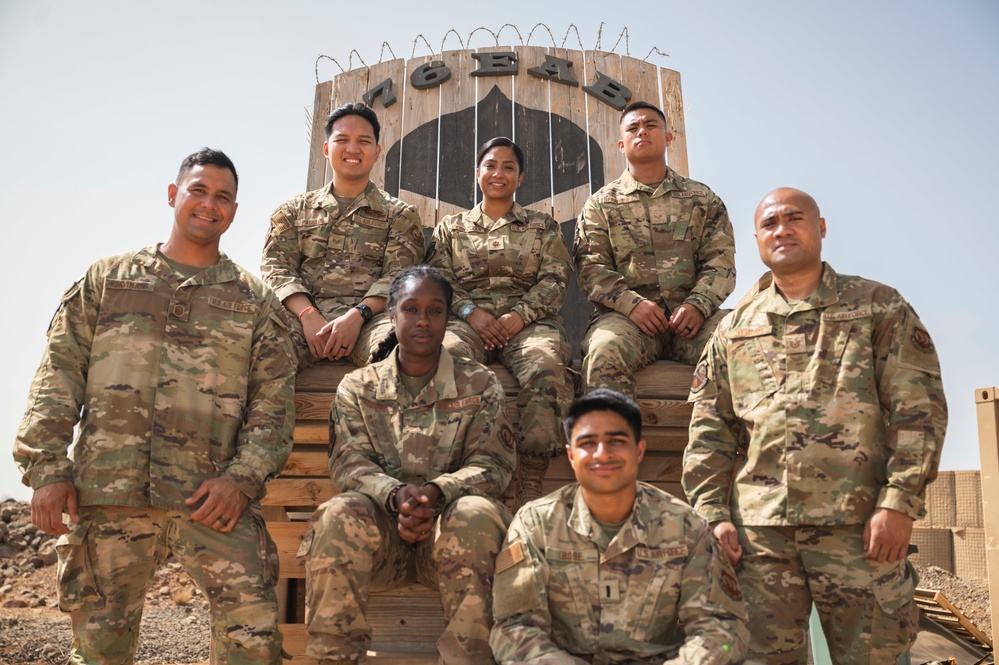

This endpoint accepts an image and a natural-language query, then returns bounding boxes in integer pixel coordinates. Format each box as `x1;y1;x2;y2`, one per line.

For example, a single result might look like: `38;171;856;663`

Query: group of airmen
12;96;947;665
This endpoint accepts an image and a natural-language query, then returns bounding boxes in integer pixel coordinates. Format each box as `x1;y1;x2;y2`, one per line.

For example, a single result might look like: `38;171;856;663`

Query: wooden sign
307;47;688;228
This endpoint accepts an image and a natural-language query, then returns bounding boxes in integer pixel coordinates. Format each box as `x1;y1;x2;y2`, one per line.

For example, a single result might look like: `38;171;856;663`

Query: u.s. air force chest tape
492;541;545;620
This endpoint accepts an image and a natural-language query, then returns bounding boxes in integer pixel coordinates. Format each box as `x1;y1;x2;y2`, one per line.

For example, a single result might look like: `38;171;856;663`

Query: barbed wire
316;23;669;83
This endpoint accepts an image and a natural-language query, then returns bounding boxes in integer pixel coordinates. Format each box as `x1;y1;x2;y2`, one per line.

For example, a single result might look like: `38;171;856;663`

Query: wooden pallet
914;587;993;651
267;359;695;660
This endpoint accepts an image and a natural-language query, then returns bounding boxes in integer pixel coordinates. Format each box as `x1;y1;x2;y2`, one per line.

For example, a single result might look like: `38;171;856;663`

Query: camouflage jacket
426;202;571;326
329;347;516;509
683;264;947;526
574;169;736;320
14;246;297;510
261;180;424;316
490;483;749;665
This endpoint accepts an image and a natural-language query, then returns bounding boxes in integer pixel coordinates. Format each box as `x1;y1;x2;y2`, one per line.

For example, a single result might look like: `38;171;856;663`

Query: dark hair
476;136;525;173
620;101;666;125
370;266;454;363
324;102;381;143
176;148;238;193
563;389;642;443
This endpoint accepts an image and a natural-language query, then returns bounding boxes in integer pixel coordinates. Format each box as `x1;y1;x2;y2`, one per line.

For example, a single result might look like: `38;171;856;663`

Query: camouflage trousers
302;492;510;664
581;309;726;397
444;320;572;457
55;505;282;665
734;524;918;664
287;302;393;370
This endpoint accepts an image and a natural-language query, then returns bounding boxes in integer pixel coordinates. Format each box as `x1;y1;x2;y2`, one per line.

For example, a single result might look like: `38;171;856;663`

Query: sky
1;0;996;502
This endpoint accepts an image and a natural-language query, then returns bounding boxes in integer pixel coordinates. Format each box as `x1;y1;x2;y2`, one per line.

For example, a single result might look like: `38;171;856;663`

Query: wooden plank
974;386;999;643
263;478;337;507
307;81;334;191
294;421;329;445
280;626;440;664
399;54;441;228
584;50;627;188
661;68;689;178
295;360;693;399
365;58;406;192
295;362;356;391
549;46;591;224
513;45;553;216
620;53;661;119
914;588;993;648
282;452;330;477
436;48;477;222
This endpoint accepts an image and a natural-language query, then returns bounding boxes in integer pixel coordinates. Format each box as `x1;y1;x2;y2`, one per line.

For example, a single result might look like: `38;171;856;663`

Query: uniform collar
758;262;840;314
567;482;649;558
375;346;458;406
316;180;385;216
465;201;528;230
618;167;681;198
139;244;238;285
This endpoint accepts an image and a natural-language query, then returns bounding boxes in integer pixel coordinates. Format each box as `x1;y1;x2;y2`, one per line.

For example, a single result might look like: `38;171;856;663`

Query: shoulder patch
495;541;525;574
690;359;710;395
912;326;934;354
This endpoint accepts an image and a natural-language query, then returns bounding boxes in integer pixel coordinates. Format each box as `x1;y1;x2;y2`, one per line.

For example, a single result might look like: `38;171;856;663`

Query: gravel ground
0;499;993;664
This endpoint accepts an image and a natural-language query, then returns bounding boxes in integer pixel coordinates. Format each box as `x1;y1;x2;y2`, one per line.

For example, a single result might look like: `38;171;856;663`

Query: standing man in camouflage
262;102;424;368
683;188;947;663
491;389;749;664
575;101;736;397
14;149;297;665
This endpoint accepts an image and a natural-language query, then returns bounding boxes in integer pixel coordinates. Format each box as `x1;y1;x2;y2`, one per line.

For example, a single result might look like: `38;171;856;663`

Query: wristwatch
354;303;373;323
460;303;476;321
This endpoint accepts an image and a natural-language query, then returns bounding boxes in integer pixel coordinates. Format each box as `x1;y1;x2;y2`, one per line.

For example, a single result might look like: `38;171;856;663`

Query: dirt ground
0;498;992;664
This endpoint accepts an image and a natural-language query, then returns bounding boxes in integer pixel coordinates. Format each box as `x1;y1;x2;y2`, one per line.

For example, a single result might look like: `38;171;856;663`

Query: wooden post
974;386;999;638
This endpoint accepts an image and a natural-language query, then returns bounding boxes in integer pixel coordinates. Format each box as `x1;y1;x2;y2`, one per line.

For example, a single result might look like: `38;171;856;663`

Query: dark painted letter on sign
363;78;397;108
471;52;519;76
411;60;452;90
584;71;633;111
528;55;579;87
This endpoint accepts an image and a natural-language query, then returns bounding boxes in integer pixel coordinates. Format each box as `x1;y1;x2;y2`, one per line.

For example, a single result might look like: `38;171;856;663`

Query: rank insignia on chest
785;333;807;354
600;580;621;603
487;237;505;251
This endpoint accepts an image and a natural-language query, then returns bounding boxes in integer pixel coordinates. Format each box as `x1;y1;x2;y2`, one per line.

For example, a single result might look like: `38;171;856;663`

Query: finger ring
684;326;693;332
217;517;227;525
340;345;348;350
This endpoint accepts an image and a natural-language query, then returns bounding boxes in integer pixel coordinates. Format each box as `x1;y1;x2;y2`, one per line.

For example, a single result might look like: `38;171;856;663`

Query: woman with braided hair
300;265;516;665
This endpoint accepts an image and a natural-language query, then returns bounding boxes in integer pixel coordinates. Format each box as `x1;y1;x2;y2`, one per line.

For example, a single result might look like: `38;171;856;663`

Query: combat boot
516;453;550;505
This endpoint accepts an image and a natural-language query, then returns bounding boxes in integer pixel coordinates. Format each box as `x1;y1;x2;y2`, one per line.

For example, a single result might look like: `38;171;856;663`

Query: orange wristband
297;306;318;321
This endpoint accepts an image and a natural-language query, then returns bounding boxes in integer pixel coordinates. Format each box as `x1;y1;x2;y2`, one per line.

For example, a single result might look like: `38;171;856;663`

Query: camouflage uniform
302;347;515;664
490;482;749;664
425;202;573;458
14;245;297;665
683;264;947;664
261;180;424;367
574;168;736;396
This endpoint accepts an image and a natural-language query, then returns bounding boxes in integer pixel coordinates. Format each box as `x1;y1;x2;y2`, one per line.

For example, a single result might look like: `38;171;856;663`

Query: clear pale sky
1;1;996;501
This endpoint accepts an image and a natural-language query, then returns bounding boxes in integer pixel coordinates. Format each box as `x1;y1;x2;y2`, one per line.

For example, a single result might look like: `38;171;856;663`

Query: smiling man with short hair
490;389;748;664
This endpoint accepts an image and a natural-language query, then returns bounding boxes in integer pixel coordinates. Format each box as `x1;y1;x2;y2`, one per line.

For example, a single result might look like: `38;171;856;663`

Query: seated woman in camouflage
300;265;515;665
425;137;574;506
